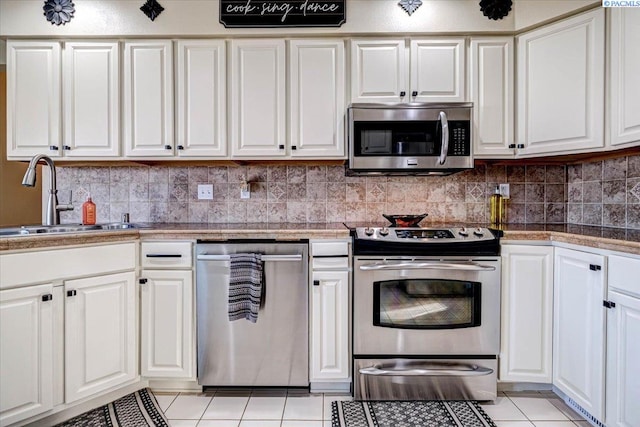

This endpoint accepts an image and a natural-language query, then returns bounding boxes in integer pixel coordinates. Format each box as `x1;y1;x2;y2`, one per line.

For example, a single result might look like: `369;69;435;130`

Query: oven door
353;257;501;356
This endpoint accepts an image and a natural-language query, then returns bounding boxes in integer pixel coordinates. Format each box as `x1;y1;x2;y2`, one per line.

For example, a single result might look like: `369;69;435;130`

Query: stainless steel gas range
351;225;501;401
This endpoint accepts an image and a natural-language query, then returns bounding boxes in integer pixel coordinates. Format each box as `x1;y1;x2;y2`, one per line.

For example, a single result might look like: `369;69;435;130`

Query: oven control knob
458;227;469;237
379;227;389;236
364;227;375;236
473;227;484;237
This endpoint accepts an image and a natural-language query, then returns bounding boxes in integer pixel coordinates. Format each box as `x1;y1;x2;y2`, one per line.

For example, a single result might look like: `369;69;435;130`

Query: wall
57;163;568;226
567;154;640;229
0;0;599;37
0;71;42;227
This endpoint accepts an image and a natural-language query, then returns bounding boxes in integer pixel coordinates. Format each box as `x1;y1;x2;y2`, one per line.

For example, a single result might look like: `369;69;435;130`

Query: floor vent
565;397;605;427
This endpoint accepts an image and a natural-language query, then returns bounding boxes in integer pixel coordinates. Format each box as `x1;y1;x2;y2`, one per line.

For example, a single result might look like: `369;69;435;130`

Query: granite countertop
0;223;638;255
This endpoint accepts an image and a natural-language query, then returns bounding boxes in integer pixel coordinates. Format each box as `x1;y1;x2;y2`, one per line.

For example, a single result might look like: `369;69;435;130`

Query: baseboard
498;382;554;392
148;379;202;392
310;381;351;394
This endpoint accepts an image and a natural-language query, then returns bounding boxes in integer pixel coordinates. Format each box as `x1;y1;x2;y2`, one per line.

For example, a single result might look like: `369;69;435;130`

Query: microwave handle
437;111;449;165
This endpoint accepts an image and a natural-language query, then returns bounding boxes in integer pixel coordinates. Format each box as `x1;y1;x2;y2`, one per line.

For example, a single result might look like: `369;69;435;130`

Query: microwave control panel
450;122;470;156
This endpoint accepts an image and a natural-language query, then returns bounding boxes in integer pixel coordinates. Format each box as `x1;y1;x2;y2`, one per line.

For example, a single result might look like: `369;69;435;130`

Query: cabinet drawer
312;257;349;270
141;241;193;268
311;240;349;257
608;255;640;297
0;243;136;289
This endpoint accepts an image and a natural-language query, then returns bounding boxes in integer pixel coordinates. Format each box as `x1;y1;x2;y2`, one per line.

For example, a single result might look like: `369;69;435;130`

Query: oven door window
373;279;481;329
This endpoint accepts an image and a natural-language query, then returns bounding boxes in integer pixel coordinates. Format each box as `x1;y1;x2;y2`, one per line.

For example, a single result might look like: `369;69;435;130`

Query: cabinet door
0;284;54;426
140;270;194;379
6;41;61;158
310;270;350;381
553;247;605;422
517;9;604;156
350;39;406;103
410;39;465;102
176;40;227;158
606;291;640;427
63;42;120;157
230;39;286;158
289;40;345;158
470;38;515;159
65;272;136;403
609;9;640;148
500;245;553;383
123;41;174;157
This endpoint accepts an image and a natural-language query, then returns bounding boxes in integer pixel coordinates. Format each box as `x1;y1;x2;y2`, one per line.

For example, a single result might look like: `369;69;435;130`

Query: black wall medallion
398;0;422;16
479;0;512;20
220;0;345;28
43;0;75;26
140;0;164;22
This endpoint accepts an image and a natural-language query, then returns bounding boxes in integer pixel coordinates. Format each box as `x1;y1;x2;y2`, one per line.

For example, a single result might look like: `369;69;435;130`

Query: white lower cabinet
64;272;136;404
500;245;553;383
0;284;54;426
140;270;194;378
140;241;195;380
309;240;351;390
553;247;606;422
606;255;640;427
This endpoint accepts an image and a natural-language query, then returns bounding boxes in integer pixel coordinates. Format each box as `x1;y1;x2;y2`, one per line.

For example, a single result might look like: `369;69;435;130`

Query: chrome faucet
22;154;73;226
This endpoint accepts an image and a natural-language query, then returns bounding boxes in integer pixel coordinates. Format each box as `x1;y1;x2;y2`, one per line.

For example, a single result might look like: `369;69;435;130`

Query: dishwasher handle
197;254;302;262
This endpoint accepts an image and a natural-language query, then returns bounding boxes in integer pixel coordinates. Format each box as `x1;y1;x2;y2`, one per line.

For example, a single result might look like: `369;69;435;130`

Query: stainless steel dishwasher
196;240;309;387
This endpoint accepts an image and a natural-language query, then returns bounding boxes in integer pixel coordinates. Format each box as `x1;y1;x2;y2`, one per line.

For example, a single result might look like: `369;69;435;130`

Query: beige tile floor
153;389;592;427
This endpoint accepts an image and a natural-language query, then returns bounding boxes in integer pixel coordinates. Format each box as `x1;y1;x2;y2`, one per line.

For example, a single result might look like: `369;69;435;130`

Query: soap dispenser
82;194;96;225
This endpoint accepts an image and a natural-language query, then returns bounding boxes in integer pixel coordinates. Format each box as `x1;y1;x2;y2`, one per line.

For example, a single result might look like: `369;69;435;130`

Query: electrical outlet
240;188;250;199
197;184;214;200
499;183;510;199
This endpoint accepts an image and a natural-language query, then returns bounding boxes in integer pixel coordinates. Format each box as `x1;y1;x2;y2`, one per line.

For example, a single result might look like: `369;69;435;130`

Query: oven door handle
358;261;496;271
359;365;493;377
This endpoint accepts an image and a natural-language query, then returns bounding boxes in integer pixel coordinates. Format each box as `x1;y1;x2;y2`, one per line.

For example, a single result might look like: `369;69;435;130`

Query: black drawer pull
603;300;616;309
177;145;184;150
399;91;406;97
412;91;418;97
164;145;172;150
67;290;76;297
589;264;602;271
49;145;59;151
291;146;297;150
146;254;183;258
517;144;525;149
508;144;516;149
279;144;285;150
63;145;71;150
313;280;320;287
42;294;53;302
139;278;148;284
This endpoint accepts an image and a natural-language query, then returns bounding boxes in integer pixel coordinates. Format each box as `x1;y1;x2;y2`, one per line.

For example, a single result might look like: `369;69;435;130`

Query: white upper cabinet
553;247;606;423
410;39;465;102
230;39;286;158
289;39;346;158
63;42;120;158
6;41;61;158
176;40;227;158
517;9;605;156
351;38;466;103
609;9;640;148
0;284;54;426
350;39;406;103
470;38;515;158
123;41;174;158
500;245;553;383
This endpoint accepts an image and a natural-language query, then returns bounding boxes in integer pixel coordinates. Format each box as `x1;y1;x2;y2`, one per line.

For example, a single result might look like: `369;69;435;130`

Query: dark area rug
332;400;497;427
55;388;169;427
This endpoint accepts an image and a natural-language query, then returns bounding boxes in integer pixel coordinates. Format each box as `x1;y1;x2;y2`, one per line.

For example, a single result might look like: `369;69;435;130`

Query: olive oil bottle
489;185;505;225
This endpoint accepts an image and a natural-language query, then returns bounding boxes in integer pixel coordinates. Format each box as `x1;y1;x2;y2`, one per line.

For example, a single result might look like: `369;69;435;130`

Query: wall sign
220;0;345;27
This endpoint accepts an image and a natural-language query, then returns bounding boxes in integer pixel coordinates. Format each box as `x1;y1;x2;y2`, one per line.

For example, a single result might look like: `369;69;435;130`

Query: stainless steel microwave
347;103;473;175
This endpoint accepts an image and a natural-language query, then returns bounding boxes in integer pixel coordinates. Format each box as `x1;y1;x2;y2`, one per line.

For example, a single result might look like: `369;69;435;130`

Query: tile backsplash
56;153;639;229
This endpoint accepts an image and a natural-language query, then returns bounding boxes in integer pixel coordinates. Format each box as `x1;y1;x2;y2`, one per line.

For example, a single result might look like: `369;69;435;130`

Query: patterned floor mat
54;388;169;427
332;400;497;427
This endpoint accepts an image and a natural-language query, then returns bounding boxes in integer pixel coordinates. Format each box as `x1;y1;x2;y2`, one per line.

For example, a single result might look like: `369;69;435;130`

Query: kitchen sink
0;223;142;237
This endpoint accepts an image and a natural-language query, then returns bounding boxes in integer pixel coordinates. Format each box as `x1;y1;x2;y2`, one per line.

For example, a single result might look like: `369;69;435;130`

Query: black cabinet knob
139;278;148;284
42;294;53;302
66;290;77;297
399;91;406;97
177;145;184;150
164;145;172;150
279;145;285;150
508;144;516;149
49;145;59;151
313;280;320;287
412;91;418;97
517;144;525;149
63;145;71;151
291;146;297;150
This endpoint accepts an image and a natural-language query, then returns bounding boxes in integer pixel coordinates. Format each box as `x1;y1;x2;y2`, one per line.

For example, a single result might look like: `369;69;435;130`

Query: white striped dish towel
228;253;263;323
